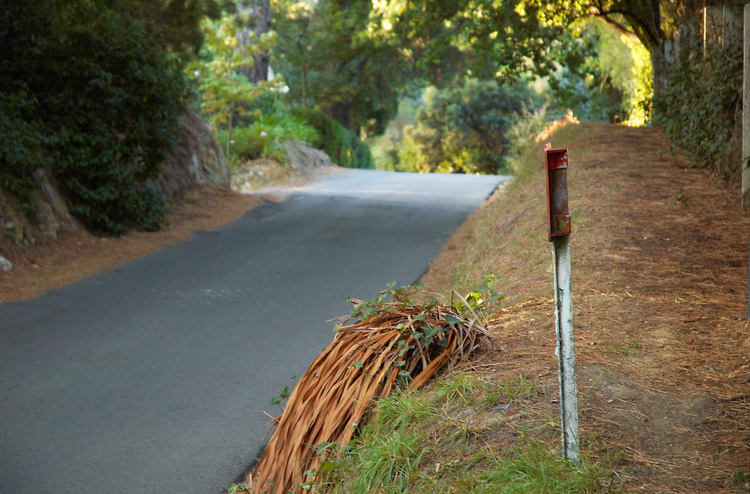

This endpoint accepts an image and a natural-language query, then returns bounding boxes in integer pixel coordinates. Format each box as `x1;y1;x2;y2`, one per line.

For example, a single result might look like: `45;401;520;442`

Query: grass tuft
335;429;427;494
324;370;621;494
501;374;541;404
372;389;435;433
478;442;609;494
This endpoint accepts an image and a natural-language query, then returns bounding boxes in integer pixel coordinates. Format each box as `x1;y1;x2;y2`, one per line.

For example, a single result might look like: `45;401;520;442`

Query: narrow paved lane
0;169;507;494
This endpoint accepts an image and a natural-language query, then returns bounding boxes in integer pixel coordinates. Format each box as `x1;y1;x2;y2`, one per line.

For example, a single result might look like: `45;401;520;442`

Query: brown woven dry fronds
250;295;494;494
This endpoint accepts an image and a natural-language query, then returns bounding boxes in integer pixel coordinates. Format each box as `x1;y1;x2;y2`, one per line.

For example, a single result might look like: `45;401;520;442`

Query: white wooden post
553;234;579;464
545;147;580;465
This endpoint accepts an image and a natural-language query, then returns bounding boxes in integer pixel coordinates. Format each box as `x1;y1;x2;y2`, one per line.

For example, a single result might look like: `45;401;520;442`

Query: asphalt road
0;169;507;494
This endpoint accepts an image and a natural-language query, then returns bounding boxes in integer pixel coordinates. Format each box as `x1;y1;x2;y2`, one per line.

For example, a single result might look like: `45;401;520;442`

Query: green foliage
0;91;46;212
395;131;427;173
215;126;265;165
110;0;225;56
214;110;318;165
335;428;428;493
348;278;501;328
505;109;551;179
500;374;541;403
369;97;421;171
296;441;350;492
371;0;582;83
270;384;292;407
587;0;665;52
273;0;399;133
477;443;606;494
429;372;482;404
291;108;375;169
453;274;505;317
620;34;652;126
373;390;436;432
347;282;428;322
654;44;742;179
187;12;277;128
225;481;252;493
546;20;630;123
399;80;533;174
535;17;652;125
0;1;187;234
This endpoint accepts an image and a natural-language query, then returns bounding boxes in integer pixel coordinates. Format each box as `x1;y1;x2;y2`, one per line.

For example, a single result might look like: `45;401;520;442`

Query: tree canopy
272;0;400;133
369;0;581;81
398;80;534;174
1;0;728;239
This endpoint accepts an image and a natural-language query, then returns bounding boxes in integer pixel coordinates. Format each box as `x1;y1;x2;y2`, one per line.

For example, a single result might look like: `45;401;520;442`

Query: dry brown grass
423;120;750;492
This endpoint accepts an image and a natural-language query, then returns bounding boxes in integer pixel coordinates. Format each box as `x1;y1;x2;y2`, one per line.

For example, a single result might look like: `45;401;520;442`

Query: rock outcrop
0;111;230;245
284;140;335;173
151;110;231;198
0;168;78;245
231;140;337;193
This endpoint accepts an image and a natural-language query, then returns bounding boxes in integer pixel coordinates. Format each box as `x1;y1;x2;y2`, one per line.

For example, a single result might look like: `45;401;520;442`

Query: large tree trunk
325;101;352;130
301;66;308;108
674;23;693;69
237;0;272;84
651;41;673;98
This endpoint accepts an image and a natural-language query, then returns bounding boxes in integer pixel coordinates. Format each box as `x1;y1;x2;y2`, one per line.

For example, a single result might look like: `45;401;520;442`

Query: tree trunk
301;66;308;108
651;41;673;99
724;5;744;50
226;101;234;159
237;0;272;84
674;23;692;69
325;101;352;130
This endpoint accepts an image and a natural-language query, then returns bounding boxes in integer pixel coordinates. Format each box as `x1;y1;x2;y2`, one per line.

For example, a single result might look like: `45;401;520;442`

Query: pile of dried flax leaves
250;290;494;494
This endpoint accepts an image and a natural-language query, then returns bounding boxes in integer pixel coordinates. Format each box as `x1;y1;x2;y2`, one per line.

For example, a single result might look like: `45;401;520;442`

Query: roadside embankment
330;120;750;493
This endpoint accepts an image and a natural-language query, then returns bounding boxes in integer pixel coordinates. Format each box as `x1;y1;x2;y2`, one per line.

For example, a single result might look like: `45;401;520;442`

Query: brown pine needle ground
421;120;750;492
250;290;494;494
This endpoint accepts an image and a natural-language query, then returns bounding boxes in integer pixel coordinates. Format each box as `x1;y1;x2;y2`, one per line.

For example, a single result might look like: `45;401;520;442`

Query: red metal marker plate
545;148;571;241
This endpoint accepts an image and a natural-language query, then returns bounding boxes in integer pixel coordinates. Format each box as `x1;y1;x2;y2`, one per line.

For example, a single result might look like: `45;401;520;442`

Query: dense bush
215;110;318;166
290;108;375;169
399;80;534;174
0;1;187;235
654;45;742;179
0;91;47;212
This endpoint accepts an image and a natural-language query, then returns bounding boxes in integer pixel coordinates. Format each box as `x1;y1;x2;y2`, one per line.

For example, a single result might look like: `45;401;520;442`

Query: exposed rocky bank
0;113;338;274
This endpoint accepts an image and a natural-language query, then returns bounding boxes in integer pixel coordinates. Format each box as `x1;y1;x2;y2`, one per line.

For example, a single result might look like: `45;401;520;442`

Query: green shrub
397;129;430;173
654;44;742;179
0;91;47;212
400;80;534;175
0;1;185;235
290;108;375;169
216;126;265;165
216;110;319;165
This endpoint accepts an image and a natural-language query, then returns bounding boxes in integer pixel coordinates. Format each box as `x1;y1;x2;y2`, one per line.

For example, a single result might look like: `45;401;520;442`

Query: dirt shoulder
0;161;344;303
0;186;263;303
421;121;750;492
